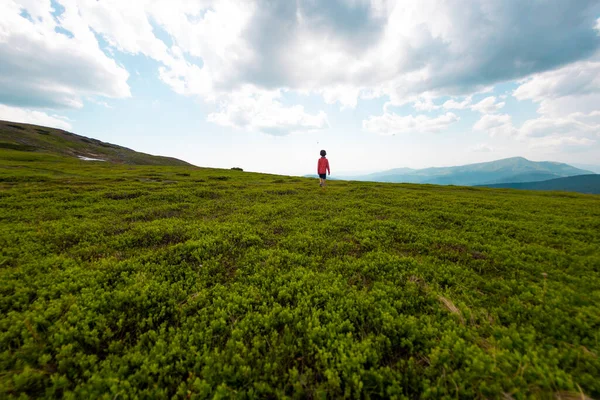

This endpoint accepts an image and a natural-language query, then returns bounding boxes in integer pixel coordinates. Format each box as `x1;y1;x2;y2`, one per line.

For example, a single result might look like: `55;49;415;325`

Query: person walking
317;150;330;187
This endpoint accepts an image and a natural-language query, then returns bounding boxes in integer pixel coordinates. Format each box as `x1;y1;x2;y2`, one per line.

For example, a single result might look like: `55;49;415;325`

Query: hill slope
479;174;600;194
1;151;599;398
0;120;191;166
480;171;563;184
349;157;593;185
572;163;600;174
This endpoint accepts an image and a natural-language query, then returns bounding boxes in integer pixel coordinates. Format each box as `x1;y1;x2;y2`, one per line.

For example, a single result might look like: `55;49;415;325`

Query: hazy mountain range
337;157;595;186
478;175;600;194
570;163;600;174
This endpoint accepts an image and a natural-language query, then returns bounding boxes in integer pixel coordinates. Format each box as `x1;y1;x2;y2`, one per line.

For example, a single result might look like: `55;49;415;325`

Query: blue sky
1;0;599;176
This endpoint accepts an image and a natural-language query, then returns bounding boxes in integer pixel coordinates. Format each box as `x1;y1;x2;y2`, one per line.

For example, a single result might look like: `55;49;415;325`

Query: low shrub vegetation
1;149;599;399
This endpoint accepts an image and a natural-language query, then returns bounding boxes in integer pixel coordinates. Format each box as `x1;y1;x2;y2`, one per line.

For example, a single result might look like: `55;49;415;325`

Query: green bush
0;151;599;398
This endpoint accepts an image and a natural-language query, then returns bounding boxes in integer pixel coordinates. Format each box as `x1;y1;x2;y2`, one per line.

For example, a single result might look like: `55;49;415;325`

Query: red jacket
317;157;330;174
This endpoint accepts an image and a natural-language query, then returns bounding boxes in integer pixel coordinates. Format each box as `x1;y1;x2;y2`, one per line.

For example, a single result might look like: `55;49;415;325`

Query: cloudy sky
1;0;599;175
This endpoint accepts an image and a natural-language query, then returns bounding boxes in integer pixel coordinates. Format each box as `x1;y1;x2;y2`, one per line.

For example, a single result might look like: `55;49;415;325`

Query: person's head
320;150;326;157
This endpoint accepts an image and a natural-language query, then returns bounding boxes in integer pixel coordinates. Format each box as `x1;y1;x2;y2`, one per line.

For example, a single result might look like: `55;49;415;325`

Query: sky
0;0;599;176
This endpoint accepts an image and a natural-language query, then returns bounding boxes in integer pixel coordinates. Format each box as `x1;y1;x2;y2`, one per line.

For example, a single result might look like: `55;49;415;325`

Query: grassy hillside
0;120;191;166
1;149;599;399
481;174;600;194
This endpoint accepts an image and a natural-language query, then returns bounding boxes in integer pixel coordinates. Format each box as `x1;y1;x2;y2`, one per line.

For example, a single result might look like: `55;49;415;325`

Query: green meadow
1;149;599;399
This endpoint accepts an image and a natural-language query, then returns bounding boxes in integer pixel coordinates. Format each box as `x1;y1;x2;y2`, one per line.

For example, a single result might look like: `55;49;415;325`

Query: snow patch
78;156;106;161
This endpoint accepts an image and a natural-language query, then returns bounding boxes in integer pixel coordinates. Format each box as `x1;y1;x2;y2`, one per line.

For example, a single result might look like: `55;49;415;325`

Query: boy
317;150;330;187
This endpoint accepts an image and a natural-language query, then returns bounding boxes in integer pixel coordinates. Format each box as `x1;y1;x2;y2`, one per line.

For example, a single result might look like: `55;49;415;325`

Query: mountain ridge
340;157;594;186
478;174;600;194
0;120;192;166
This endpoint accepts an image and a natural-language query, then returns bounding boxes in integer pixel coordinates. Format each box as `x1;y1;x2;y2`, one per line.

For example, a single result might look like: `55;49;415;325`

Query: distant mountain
364;167;417;177
481;172;563;185
479;175;600;194
0;120;191;166
571;163;600;174
347;157;594;186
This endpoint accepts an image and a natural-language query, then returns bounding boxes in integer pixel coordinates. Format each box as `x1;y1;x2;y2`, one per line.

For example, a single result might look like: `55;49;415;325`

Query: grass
1;149;599;399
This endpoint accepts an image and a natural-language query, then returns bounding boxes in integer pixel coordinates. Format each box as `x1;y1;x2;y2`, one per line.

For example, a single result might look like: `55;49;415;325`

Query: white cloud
471;96;505;114
320;85;362;109
413;97;441;111
506;60;600;147
49;2;600;106
473;109;600;153
520;113;600;138
441;95;504;114
538;93;600;117
363;112;459;135
570;110;600;126
3;0;600;135
442;97;472;110
373;1;599;106
469;143;494;152
0;104;72;130
474;111;600;139
528;136;595;150
0;0;130;108
207;87;328;135
65;0;333;134
513;61;600;117
473;114;516;137
514;61;600;102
